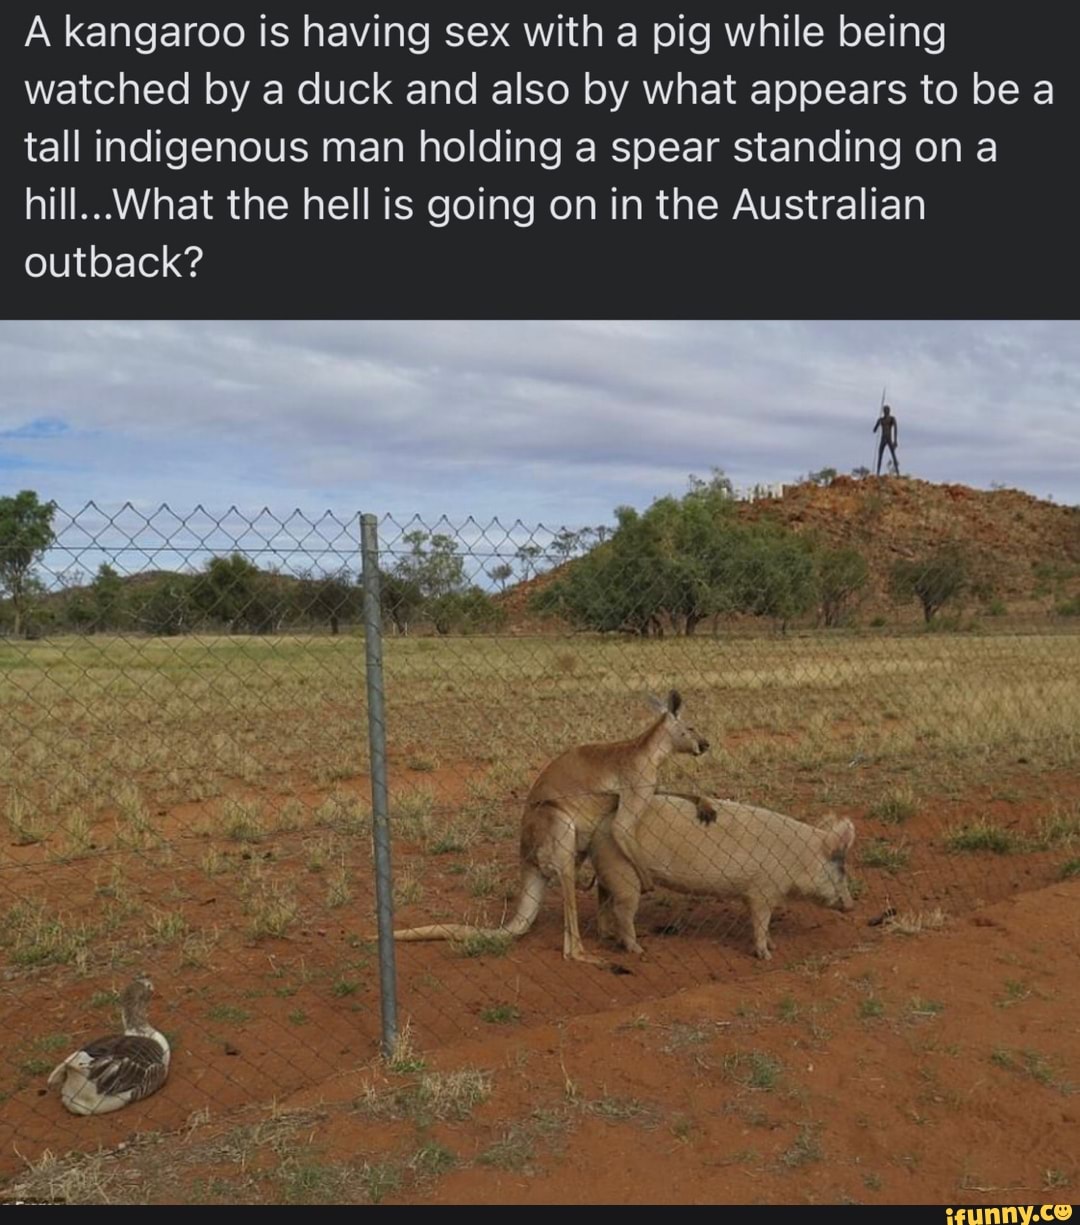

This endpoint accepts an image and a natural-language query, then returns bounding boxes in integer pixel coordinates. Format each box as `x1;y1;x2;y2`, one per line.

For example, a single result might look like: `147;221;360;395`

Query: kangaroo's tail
393;865;545;943
394;923;500;942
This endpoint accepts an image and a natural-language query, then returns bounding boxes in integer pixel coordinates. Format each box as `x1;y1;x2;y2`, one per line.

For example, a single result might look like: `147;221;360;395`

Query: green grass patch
722;1051;782;1091
481;1004;521;1024
860;837;910;873
452;932;512;959
408;1141;457;1178
868;786;918;824
207;1004;250;1024
478;1127;534;1172
781;1123;824;1169
945;820;1021;854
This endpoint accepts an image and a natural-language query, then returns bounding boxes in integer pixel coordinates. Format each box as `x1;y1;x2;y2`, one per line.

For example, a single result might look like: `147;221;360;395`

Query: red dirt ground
4;879;1077;1204
411;879;1080;1205
3;761;1078;1202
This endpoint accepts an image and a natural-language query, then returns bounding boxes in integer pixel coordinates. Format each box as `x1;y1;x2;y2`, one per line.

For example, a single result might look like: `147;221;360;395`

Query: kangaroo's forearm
609;789;656;889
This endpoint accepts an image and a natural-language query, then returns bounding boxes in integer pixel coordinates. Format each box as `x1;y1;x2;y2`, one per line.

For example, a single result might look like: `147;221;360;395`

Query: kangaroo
590;792;856;960
393;690;710;963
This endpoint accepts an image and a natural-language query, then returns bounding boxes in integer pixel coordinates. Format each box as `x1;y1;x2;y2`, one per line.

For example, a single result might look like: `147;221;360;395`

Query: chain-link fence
2;499;1079;1167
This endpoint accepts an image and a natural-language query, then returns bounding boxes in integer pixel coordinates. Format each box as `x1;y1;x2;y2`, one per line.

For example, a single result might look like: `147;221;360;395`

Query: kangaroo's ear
667;689;683;715
645;693;667;713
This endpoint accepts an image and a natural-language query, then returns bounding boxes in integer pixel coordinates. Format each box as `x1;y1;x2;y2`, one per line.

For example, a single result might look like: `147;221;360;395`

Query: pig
590;792;856;960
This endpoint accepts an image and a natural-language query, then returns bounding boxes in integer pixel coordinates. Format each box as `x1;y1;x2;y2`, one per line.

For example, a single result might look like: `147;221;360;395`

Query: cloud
0;320;1077;525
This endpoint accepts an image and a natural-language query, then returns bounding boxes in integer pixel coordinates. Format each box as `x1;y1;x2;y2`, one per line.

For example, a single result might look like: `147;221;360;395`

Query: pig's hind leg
608;870;645;955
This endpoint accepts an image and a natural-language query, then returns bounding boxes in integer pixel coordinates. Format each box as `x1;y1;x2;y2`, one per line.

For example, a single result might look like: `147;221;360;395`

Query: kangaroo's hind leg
606;852;645;955
538;807;606;965
592;819;645;954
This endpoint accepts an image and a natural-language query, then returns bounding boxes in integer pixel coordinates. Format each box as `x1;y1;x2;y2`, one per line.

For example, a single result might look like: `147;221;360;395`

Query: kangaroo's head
648;689;710;757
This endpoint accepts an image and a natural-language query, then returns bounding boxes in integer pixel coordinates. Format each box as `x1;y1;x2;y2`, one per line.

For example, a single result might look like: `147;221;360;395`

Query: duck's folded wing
83;1035;168;1098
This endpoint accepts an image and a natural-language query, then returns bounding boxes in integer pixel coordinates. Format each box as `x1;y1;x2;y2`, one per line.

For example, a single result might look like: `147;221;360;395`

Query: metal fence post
360;512;398;1057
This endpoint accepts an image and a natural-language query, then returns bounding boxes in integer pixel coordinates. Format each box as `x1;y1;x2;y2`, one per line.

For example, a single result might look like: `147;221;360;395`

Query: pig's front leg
747;893;774;960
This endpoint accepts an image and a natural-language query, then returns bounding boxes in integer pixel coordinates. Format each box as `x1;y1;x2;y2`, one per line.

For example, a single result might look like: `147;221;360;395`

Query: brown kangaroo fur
392;691;709;964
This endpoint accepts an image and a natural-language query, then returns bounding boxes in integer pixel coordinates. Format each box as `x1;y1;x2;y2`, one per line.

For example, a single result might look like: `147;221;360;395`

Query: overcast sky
1;320;1077;534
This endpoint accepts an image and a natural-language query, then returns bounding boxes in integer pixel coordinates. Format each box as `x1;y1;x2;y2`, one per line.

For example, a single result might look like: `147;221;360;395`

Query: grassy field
3;624;1080;928
2;625;1079;1188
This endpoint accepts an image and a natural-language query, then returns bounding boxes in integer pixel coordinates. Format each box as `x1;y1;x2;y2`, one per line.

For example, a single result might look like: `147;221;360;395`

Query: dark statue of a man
874;404;900;475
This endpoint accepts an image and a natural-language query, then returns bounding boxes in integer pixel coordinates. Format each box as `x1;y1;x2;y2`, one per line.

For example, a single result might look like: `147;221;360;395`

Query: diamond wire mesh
1;501;1079;1163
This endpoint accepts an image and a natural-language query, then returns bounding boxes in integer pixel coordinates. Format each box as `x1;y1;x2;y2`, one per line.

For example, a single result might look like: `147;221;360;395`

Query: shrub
816;547;870;627
890;545;970;623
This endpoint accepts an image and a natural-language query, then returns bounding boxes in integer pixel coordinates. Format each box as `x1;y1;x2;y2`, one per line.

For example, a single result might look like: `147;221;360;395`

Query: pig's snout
833;888;856;912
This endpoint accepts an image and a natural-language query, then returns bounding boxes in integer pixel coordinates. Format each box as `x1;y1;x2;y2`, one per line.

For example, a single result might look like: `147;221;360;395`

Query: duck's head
120;975;155;1017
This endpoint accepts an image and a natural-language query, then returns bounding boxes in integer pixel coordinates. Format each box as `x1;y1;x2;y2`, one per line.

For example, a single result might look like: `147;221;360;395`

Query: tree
51;568;86;630
851;466;871;479
63;589;96;632
394;531;467;603
487;562;514;592
1032;561;1075;613
388;531;501;634
14;574;52;637
0;490;56;636
816;547;870;627
533;505;669;635
890;546;969;623
298;567;358;634
131;575;194;636
808;467;838;487
191;553;279;633
725;524;819;632
550;528;582;560
91;563;126;631
641;490;743;634
428;587;507;635
534;478;820;636
686;468;735;500
380;571;423;634
515;543;544;580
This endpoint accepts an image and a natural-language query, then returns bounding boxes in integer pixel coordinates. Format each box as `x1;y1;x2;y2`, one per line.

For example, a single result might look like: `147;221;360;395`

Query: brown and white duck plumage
47;976;170;1115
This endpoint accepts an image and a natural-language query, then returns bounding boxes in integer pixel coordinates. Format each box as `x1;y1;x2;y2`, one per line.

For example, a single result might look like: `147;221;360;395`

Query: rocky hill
744;476;1078;602
499;477;1080;626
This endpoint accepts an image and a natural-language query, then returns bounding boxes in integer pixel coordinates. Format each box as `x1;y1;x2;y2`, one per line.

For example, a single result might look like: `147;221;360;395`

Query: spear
881;387;900;475
872;386;886;474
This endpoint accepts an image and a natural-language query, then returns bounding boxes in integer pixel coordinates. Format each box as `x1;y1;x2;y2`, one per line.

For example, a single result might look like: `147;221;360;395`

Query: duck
47;975;170;1115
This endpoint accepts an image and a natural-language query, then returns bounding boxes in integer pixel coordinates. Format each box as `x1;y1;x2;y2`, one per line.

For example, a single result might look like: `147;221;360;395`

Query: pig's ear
822;816;856;859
